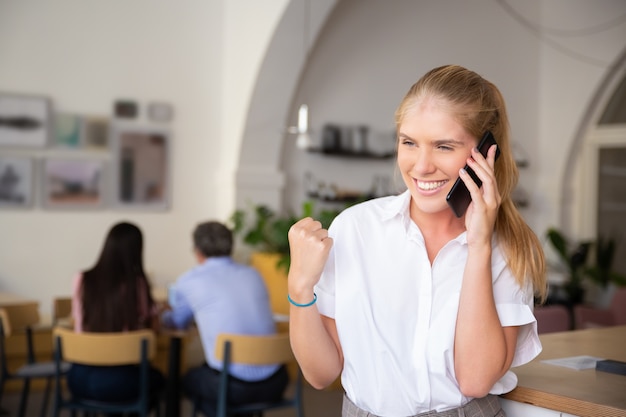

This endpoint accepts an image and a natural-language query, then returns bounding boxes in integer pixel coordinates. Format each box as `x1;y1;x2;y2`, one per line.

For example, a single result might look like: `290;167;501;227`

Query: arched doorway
568;47;626;276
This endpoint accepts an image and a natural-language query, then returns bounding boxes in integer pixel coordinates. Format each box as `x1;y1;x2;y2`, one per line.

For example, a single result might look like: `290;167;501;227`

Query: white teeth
417;180;447;191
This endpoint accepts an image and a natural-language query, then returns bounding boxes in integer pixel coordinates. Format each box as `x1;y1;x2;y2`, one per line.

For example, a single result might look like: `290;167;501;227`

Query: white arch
565;46;626;239
234;0;337;210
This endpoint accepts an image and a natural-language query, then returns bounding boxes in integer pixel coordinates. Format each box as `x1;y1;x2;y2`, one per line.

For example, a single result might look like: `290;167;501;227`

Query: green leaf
546;228;569;263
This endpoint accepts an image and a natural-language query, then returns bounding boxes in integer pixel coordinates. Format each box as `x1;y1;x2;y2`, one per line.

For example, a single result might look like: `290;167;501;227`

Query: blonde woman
287;65;547;417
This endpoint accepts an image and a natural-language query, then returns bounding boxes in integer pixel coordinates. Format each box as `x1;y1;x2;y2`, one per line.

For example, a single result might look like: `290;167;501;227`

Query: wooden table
501;325;626;417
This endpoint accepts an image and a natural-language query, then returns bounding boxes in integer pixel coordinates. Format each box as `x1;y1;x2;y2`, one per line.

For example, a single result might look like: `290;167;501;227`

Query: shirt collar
202;256;232;266
380;189;411;222
381;189;469;244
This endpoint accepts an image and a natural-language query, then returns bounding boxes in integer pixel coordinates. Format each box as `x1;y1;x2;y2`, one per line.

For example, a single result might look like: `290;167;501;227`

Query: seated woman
69;221;164;402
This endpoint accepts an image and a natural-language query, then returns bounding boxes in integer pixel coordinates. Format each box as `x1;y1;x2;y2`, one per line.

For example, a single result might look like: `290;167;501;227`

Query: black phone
446;131;500;218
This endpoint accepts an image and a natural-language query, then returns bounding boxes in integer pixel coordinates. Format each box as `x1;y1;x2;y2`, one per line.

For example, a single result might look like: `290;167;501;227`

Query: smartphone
446;131;500;218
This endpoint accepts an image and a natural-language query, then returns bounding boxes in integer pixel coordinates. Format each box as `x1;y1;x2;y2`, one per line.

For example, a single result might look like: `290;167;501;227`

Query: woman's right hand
287;217;333;297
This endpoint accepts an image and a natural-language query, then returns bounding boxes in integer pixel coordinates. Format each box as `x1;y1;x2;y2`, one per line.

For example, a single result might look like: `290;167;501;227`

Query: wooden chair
51;297;72;327
0;304;69;417
574;287;626;329
52;326;160;417
191;332;303;417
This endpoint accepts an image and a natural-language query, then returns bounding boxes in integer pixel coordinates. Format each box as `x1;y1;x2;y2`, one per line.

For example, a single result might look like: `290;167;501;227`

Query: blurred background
0;0;625;315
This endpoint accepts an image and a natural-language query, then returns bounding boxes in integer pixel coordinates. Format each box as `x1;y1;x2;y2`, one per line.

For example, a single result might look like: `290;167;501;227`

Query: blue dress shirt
161;256;279;381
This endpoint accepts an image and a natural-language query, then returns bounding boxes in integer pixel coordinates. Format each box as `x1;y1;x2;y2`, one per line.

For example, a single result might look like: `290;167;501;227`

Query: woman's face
397;98;477;217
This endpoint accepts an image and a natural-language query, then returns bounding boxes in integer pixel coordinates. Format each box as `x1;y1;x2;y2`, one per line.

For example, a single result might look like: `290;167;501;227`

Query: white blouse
315;190;541;416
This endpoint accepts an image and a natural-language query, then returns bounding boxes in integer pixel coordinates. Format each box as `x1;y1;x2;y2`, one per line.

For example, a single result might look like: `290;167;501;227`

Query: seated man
161;221;287;417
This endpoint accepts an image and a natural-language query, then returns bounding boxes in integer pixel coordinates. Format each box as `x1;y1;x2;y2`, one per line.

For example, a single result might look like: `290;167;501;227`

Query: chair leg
17;378;30;417
39;377;52;417
0;380;7;416
191;397;199;417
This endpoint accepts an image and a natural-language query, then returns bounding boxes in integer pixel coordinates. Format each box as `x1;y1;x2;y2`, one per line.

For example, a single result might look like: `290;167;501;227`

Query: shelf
599;202;626;212
600;165;626;177
307;192;372;204
306;148;395;159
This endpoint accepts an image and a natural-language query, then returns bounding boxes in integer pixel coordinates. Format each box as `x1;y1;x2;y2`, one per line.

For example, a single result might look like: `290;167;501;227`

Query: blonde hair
395;65;547;301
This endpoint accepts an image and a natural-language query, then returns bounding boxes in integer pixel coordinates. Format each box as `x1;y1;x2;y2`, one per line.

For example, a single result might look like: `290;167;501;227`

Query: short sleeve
315;246;337;319
314;221;340;319
496;302;542;367
491;248;542;367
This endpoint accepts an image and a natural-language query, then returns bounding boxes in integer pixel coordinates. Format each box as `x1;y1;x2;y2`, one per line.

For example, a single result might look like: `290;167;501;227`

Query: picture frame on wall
52;113;110;150
0;93;51;147
42;157;105;209
53;113;83;148
0;156;34;208
82;116;109;149
112;124;170;210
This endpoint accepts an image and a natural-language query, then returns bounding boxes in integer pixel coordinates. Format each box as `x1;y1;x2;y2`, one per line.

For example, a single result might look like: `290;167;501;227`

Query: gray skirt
342;393;506;417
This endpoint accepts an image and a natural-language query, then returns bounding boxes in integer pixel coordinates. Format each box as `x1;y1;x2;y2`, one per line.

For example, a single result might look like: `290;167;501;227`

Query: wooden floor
0;382;344;416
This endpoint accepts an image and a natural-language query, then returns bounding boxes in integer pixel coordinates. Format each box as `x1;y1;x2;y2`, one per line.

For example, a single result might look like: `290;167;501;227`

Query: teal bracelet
287;293;317;307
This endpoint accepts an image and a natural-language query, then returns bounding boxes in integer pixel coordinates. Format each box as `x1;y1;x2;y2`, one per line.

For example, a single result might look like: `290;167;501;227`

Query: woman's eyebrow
432;139;465;147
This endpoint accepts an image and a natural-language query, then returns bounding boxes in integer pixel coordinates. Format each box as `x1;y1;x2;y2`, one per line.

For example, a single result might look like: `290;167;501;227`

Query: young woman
70;221;164;402
287;65;547;417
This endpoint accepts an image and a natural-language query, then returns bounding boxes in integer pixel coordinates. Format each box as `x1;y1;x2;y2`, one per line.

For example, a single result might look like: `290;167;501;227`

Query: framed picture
53;113;83;148
0;156;34;208
147;102;174;123
112;124;170;209
42;158;105;209
82;116;109;149
0;93;51;147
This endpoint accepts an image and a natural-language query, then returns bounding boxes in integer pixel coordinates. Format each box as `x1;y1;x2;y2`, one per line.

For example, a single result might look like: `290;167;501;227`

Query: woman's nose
413;150;435;174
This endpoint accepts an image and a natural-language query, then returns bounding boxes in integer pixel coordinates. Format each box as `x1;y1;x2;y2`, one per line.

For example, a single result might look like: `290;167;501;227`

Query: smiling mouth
417;180;448;191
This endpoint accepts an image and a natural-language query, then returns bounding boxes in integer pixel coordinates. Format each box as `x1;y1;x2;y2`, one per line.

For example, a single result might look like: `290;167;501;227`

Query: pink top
71;272;154;332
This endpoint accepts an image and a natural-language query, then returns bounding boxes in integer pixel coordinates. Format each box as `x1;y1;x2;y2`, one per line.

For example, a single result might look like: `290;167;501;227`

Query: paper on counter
541;355;605;370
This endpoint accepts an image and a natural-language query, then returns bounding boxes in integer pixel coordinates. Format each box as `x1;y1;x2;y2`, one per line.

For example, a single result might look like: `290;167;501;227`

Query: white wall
0;0;289;315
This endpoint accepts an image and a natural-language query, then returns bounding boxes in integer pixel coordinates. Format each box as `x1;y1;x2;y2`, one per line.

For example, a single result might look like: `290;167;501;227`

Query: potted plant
230;200;342;316
545;228;592;307
546;228;626;307
230;200;340;272
583;235;626;289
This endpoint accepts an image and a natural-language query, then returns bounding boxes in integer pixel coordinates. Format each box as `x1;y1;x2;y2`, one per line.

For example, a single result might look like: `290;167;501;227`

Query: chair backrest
52;297;72;325
52;326;156;366
0;303;40;334
210;332;302;417
52;327;157;417
0;308;11;375
0;304;43;379
214;332;294;365
534;304;571;334
0;308;11;337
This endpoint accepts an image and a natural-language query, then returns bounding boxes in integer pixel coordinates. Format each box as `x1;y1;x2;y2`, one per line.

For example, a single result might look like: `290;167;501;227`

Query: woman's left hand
461;144;501;246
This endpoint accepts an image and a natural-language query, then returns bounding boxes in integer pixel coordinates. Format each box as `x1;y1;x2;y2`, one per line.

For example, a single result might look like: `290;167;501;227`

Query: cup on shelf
351;125;368;154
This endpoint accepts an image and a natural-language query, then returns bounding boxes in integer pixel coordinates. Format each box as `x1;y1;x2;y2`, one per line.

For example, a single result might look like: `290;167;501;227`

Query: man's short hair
193;221;233;257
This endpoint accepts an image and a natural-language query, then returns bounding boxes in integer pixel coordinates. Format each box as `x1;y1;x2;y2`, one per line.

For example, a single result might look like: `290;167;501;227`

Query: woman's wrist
287;283;316;305
288;292;317;307
467;240;492;254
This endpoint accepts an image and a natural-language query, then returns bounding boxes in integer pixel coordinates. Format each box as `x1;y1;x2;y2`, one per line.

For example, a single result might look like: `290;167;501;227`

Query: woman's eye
437;145;453;151
401;140;415;146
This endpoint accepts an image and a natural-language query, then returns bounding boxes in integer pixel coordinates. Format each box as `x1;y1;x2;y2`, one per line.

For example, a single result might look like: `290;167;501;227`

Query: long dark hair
81;222;155;332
